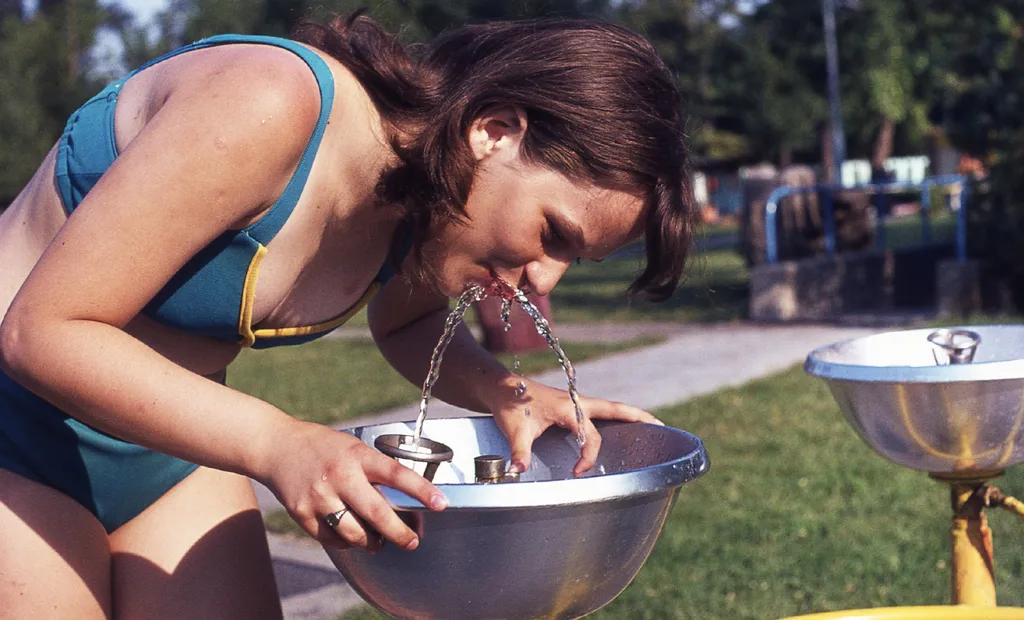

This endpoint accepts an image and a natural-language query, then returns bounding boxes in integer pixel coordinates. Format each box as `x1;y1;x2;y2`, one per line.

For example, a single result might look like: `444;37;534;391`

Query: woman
0;13;694;618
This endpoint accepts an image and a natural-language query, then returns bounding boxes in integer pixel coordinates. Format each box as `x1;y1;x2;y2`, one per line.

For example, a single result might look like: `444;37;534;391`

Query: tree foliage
0;0;107;200
1;0;1020;202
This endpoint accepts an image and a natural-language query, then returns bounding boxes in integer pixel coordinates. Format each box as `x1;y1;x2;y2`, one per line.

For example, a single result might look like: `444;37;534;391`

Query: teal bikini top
55;35;407;349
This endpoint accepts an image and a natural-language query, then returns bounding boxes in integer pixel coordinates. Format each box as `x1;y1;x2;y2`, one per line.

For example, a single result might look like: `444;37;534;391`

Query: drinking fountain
326;416;709;620
785;324;1024;618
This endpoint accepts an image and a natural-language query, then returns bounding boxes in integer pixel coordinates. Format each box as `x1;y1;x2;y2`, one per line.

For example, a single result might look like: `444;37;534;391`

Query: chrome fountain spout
928;328;982;365
374;434;454;482
474;455;520;484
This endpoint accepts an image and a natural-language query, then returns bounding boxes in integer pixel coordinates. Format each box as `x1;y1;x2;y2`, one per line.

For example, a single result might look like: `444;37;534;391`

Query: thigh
108;466;282;620
0;469;112;619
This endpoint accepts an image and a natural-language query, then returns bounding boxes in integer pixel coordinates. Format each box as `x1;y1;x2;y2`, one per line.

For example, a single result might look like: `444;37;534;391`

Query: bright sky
87;0;170;76
117;0;169;24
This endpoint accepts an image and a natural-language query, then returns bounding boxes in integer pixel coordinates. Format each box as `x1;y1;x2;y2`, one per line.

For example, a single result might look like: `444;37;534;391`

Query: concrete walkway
256;320;892;619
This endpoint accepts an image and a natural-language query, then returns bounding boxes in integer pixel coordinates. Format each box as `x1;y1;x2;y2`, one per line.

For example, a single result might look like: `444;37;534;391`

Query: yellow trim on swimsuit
251;282;380;341
237;243;382;348
238;244;270;347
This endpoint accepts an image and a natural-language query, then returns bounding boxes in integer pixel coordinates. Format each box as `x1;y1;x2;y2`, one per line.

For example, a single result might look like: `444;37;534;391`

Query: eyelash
545;219;583;265
544;220;566;244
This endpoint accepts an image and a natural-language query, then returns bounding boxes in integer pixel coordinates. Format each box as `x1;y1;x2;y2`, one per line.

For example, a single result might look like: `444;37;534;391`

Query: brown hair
293;13;694;301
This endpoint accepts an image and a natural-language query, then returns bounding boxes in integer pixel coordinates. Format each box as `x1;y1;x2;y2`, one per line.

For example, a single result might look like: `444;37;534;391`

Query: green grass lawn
551;248;749;324
341;365;1024;620
883;208;956;249
228;336;662;427
700;220;740;237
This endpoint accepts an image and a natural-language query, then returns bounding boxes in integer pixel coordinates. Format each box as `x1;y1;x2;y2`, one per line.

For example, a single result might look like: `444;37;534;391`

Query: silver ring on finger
323;507;350;528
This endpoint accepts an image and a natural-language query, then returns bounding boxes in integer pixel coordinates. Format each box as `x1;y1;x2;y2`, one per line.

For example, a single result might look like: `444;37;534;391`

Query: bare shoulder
162;43;324;147
113;43;334;221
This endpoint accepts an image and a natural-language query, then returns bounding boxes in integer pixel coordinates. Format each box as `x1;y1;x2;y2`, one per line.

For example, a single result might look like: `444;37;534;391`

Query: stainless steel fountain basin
805;325;1024;474
326;416;709;620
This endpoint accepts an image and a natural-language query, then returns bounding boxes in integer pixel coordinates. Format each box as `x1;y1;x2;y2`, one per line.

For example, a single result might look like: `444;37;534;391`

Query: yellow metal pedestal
946;479;998;606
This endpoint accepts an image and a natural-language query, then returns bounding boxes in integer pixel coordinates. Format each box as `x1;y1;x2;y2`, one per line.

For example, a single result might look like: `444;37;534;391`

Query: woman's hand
253;419;449;552
489;377;662;477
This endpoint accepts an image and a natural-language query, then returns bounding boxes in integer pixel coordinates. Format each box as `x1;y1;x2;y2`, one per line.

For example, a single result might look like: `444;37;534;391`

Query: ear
467;105;528;162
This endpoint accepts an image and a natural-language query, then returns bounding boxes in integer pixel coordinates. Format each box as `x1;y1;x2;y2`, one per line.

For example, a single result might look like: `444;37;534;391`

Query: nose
523;256;570;297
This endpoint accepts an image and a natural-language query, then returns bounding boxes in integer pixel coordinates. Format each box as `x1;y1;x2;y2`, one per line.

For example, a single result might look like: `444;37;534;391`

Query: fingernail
509;460;525;474
653;419;666;426
429;494;448;511
406;537;419;550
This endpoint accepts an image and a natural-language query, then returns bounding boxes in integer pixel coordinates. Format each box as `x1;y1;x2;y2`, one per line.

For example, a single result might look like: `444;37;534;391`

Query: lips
484;278;517;301
460;268;518;301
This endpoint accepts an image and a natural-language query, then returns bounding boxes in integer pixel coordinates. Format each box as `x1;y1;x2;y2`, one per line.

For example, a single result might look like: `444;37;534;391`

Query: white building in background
841;155;931;186
692;172;709;205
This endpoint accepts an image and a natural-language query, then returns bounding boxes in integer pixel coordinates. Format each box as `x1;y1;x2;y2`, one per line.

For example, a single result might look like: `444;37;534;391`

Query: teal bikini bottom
0;368;199;532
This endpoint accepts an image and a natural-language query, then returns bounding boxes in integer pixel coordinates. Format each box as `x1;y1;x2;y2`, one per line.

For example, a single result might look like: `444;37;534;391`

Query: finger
502;417;536;474
343;483;421;551
587;401;663;425
363;454;449;512
302;511;353;550
320;505;384;552
573;418;602;477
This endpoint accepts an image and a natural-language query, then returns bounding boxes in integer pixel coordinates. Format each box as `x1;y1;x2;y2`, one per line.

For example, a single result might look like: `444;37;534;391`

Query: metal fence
763;174;969;264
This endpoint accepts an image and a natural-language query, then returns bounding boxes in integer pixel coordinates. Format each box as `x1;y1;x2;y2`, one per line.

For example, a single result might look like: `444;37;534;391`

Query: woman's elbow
0;307;44;379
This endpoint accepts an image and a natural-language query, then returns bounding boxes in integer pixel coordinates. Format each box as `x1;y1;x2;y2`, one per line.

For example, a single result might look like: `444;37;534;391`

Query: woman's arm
0;49;443;549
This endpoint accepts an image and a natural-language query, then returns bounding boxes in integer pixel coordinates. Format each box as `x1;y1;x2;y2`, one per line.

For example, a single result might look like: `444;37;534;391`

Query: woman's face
425;107;646;298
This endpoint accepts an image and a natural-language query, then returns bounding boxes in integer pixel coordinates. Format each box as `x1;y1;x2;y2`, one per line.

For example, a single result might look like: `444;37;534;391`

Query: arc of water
412;286;487;443
509;288;588;447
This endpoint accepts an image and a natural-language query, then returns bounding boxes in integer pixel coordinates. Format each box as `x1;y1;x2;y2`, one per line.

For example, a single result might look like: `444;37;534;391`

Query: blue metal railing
763;174;969;264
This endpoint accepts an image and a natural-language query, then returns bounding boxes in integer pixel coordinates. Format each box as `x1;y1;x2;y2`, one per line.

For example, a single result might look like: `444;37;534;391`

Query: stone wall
749;243;956;321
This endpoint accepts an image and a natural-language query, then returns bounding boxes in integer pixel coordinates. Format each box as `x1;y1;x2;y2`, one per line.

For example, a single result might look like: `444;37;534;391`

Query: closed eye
543;218;568;246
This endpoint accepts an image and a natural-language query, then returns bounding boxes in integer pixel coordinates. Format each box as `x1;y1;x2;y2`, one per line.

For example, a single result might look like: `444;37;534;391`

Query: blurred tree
854;0;914;176
614;0;742;161
0;0;23;21
717;0;827;167
929;1;1024;161
930;1;1024;311
0;0;105;201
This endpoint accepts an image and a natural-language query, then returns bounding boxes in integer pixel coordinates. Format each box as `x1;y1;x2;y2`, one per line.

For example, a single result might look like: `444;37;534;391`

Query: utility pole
822;0;846;185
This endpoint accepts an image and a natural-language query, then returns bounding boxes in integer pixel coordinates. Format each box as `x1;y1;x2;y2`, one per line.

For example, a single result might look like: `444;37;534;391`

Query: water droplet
321;473;328;482
514;381;527;397
513;358;520;370
504;324;512;332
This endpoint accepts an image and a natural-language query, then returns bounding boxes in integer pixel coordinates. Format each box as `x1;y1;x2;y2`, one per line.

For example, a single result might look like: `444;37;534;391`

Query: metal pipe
822;190;836;256
762;175;967;265
957;181;969;262
764;186;795;264
948;483;997;606
872;189;886;250
919;181;933;243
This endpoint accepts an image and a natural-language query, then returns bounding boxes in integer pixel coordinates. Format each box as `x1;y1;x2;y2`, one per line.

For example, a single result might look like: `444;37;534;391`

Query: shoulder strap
231;37;336;244
126;35;335;245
